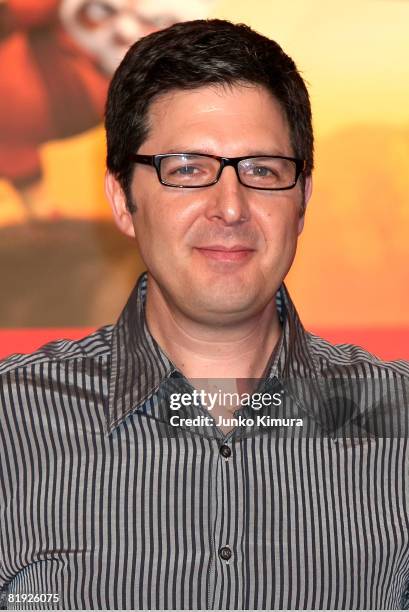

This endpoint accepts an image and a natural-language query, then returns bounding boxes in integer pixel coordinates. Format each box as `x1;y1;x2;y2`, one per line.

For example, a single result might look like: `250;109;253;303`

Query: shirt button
219;444;231;458
219;545;232;561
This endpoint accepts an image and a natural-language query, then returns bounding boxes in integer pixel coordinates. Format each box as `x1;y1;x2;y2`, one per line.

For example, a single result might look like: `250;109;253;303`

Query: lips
197;245;254;252
195;245;255;262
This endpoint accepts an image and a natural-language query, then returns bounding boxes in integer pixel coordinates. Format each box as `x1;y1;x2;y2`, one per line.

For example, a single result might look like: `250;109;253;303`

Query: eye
160;155;217;185
243;164;280;180
172;165;200;176
80;1;116;26
251;166;275;177
240;158;283;179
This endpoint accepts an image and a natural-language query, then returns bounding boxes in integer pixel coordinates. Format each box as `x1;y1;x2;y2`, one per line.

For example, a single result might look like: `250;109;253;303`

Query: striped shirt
1;271;409;610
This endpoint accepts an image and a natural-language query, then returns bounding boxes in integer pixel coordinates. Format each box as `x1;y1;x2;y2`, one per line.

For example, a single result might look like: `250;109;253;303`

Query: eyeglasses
129;153;306;190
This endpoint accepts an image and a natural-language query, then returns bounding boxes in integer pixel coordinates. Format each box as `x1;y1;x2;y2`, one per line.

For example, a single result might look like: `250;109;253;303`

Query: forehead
143;84;292;155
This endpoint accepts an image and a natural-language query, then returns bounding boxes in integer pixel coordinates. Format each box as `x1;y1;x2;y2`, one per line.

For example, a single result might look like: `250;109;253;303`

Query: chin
187;291;261;321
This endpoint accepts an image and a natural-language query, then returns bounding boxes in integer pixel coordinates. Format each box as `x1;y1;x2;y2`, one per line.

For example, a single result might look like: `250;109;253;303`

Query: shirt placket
207;434;245;609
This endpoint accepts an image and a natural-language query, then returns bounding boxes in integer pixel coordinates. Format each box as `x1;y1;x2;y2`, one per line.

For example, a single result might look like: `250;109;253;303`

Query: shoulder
0;325;114;436
0;324;114;378
306;331;409;380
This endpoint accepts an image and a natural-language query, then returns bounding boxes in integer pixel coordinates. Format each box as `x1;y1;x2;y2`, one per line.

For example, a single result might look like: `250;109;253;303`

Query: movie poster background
0;0;408;359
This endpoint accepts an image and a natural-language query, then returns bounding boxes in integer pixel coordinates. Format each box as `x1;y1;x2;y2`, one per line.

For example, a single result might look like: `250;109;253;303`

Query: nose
205;165;250;226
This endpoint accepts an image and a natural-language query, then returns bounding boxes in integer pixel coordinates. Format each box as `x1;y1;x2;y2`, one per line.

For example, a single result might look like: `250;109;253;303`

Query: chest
2;423;409;609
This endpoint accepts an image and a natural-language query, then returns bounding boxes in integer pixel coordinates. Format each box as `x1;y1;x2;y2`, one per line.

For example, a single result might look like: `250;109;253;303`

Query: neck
145;276;282;381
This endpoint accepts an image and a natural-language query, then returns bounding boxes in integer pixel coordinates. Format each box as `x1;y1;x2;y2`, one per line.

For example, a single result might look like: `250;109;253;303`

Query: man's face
59;0;215;74
108;84;312;326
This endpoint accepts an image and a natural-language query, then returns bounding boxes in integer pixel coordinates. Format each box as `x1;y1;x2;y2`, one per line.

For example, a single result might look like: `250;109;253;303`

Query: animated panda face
59;0;216;74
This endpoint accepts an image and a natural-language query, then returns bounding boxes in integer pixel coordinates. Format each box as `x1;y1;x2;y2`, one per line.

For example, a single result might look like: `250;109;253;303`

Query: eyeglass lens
159;154;297;188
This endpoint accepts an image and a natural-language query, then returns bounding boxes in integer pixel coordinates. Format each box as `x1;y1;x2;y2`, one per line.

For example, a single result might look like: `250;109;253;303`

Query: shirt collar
106;272;318;434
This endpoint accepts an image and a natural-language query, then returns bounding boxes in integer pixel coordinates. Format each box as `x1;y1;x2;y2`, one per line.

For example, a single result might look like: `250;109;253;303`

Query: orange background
1;0;408;359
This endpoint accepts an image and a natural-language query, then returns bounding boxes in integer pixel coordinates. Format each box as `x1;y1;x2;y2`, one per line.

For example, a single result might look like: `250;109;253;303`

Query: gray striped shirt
1;272;409;609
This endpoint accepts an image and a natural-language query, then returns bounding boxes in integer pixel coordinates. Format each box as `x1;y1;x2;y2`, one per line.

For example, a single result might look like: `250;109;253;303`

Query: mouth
194;245;255;262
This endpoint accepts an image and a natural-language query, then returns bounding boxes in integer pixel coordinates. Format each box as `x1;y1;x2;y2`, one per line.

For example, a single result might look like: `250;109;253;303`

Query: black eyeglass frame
129;152;306;190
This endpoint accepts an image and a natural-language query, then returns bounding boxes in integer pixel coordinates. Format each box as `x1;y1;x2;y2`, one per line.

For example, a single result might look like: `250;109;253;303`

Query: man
1;19;409;610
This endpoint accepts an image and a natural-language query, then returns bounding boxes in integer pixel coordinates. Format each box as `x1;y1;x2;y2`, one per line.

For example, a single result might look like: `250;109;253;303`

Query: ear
297;174;313;235
105;171;135;238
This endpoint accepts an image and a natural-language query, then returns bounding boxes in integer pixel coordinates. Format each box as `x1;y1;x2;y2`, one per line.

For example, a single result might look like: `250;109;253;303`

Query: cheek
132;195;183;259
136;186;202;244
260;204;300;244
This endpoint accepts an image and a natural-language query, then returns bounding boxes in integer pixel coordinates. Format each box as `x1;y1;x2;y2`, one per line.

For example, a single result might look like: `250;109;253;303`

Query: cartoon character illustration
0;0;215;219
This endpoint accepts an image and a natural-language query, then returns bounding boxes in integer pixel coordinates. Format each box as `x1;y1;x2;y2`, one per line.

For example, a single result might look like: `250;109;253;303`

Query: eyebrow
162;148;289;157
